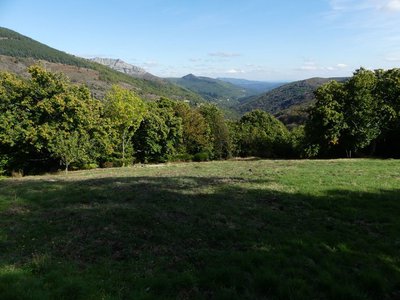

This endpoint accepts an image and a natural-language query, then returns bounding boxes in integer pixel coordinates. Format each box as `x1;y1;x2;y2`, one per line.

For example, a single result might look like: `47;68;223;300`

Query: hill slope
0;27;204;103
237;77;348;125
218;77;285;94
167;74;251;106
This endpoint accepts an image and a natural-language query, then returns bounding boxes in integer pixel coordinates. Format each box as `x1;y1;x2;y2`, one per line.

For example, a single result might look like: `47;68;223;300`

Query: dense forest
0;66;399;175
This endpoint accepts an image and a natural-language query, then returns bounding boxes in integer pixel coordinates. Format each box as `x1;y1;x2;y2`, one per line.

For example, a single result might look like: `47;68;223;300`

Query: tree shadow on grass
0;176;400;299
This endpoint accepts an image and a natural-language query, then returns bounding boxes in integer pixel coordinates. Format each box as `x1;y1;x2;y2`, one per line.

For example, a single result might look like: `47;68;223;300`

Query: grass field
0;159;399;299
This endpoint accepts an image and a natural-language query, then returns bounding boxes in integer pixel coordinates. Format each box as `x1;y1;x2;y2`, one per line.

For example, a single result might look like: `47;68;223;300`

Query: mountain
217;78;286;94
0;27;204;104
167;74;251;106
237;77;348;125
237;77;349;127
90;57;158;81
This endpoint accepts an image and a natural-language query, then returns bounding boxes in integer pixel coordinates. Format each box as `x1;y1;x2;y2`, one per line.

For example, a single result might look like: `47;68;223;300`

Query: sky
1;0;400;81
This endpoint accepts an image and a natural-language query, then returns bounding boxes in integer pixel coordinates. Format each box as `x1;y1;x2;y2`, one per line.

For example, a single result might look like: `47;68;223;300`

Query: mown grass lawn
0;159;399;299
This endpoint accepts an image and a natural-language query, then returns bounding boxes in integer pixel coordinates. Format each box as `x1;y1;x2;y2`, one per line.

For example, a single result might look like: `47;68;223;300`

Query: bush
80;163;99;170
193;151;210;162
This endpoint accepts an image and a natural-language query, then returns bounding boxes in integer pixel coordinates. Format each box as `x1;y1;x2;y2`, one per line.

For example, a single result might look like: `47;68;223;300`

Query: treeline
1;66;399;175
0;66;293;175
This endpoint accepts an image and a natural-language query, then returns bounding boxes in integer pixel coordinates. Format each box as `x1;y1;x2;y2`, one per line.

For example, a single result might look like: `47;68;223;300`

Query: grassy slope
1;159;400;299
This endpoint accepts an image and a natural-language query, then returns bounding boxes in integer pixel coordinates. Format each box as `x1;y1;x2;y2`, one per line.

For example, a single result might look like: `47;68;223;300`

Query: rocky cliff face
90;57;157;80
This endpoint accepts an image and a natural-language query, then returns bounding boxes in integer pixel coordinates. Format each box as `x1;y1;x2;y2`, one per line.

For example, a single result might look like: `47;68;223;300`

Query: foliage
173;101;212;156
233;110;290;158
305;68;400;158
0;66;107;173
50;131;92;174
199;104;232;159
104;85;146;166
133;98;182;163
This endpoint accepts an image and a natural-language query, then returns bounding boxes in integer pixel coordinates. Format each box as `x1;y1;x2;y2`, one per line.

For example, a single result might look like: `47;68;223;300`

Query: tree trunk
370;140;377;156
122;138;126;167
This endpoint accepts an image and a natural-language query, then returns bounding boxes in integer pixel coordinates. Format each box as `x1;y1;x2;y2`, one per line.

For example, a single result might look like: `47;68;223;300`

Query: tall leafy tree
305;80;346;157
133;98;182;163
306;68;389;157
104;85;146;166
50;131;92;174
0;66;108;173
174;102;212;155
235;110;289;158
340;68;381;157
199;104;231;159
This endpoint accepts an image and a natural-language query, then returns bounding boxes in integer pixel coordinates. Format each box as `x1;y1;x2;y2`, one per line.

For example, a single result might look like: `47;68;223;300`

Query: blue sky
1;0;400;81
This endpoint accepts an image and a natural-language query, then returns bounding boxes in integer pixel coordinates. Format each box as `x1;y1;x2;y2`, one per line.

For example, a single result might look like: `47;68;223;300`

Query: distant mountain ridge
167;74;249;106
217;77;286;94
90;57;158;81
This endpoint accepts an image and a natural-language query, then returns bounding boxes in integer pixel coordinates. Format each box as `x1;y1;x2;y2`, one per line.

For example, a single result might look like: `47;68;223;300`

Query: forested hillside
167;74;249;105
0;27;205;103
238;77;348;115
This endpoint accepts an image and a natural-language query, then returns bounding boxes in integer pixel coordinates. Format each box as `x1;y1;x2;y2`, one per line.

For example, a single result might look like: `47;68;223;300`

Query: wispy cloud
329;0;373;12
296;60;348;72
225;68;245;74
189;58;202;62
208;52;241;58
328;0;400;14
336;63;348;68
382;0;400;12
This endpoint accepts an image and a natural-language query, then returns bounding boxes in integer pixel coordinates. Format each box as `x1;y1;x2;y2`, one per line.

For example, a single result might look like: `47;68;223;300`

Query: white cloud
225;69;245;74
329;0;400;13
208;52;241;58
382;0;400;12
296;61;349;72
328;0;373;12
297;61;319;71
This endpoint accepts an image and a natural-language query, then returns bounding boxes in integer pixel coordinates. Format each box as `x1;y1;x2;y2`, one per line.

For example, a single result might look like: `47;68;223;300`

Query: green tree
306;68;388;158
0;66;108;173
133;98;182;163
174;102;212;156
235;110;289;158
199;104;231;159
104;85;146;166
341;68;381;157
305;80;346;157
50;131;91;174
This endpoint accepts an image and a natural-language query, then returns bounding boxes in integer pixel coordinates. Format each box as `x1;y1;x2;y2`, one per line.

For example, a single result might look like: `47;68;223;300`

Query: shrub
193;151;210;162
